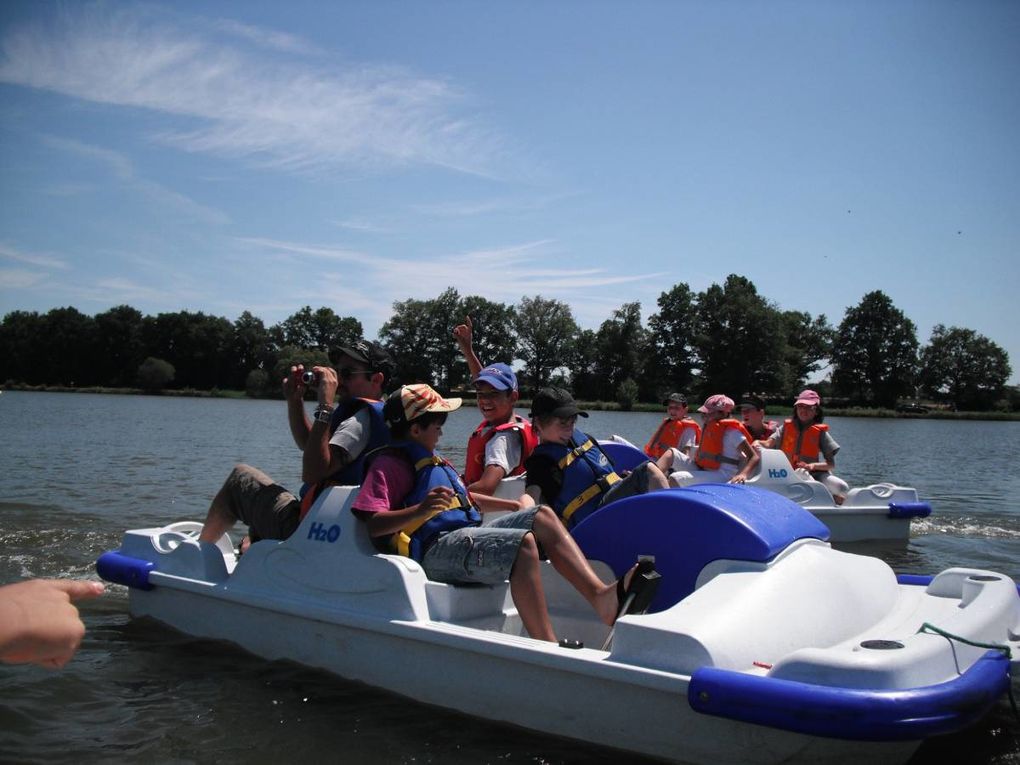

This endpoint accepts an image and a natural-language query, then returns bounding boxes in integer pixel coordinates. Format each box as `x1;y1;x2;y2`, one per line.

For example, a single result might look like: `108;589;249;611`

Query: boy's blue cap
473;363;517;391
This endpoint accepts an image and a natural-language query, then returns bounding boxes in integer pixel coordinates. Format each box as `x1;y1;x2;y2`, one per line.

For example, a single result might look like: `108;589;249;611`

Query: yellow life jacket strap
390;491;469;557
560;471;622;523
557;438;596;470
414;455;447;471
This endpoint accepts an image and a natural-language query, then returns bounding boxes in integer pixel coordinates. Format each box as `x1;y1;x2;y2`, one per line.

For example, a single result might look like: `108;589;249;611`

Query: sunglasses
338;367;375;380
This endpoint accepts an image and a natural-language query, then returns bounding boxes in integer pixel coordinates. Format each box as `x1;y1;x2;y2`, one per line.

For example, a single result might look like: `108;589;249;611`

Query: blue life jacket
298;398;389;518
387;440;482;562
531;429;622;528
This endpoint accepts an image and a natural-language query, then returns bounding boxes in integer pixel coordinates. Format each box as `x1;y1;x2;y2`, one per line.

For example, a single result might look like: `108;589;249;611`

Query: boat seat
424;580;511;622
572;484;830;612
597;438;651;472
745;449;836;505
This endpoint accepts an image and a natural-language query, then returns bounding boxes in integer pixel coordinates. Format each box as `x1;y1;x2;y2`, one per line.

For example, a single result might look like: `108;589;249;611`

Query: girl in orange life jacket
643;392;702;460
661;394;759;488
351;384;659;643
758;389;850;504
453;315;537;495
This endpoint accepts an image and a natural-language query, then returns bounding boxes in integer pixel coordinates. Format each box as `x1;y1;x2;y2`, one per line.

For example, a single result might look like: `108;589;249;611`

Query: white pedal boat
599;439;931;543
97;484;1018;765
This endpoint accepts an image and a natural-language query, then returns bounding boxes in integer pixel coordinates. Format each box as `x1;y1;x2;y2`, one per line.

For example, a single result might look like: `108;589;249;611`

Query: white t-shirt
483;428;523;476
328;406;372;460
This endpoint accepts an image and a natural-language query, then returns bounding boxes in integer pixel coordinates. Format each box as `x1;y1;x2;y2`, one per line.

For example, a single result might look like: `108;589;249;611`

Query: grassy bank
4;384;1018;420
1;383;248;399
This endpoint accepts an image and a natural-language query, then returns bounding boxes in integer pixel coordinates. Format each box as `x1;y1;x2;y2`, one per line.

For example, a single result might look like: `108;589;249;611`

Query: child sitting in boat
524;388;669;530
757;389;850;505
643;392;701;460
453;315;537;495
738;394;778;441
657;394;760;487
351;384;659;643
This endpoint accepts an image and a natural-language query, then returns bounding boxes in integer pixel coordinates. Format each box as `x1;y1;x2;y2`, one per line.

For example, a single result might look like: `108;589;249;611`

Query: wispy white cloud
0;268;48;290
234;237;375;266
91;276;184;304
42;135;230;225
0;4;508;177
210;18;324;56
411;191;582;218
234;237;664;328
44;182;98;197
333;218;391;234
0;243;70;270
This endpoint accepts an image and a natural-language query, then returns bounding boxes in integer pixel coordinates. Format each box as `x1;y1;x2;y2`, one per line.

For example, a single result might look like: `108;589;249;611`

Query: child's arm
452;315;484;378
729;440;761;484
360;486;456;537
470;491;534;513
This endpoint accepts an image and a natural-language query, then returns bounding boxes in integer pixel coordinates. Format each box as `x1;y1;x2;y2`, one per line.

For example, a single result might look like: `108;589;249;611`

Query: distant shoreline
4;384;1018;421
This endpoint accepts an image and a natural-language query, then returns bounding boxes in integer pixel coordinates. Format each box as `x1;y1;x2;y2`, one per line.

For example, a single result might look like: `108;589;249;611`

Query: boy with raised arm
453;316;536;495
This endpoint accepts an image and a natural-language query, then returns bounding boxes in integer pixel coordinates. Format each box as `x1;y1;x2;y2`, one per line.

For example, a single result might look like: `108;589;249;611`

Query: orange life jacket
463;415;537;484
695;418;752;470
779;420;829;467
643;418;702;459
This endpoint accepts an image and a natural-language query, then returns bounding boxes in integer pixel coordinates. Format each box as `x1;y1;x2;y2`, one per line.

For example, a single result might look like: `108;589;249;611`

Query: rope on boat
917;622;1012;660
917;622;1019;723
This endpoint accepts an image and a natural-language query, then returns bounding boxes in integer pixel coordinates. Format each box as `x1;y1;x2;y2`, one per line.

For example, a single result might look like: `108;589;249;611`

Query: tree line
0;275;1013;410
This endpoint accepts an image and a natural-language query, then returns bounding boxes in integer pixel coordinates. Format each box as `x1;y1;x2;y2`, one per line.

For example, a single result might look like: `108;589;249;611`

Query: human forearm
287;398;312;449
471;492;531;512
362;506;426;537
302;422;345;483
453;316;484;377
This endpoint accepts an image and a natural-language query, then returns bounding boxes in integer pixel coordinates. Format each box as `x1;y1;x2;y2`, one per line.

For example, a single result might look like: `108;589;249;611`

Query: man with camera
198;340;394;550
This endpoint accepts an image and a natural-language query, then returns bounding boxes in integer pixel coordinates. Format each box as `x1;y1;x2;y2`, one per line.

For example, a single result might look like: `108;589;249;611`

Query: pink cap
794;389;821;407
698;394;735;414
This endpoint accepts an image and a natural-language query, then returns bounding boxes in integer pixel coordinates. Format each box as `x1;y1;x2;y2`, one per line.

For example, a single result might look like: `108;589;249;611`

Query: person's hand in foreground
0;578;105;669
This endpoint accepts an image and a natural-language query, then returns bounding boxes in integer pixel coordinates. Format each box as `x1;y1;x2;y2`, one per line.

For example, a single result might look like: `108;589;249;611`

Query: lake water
1;391;1018;764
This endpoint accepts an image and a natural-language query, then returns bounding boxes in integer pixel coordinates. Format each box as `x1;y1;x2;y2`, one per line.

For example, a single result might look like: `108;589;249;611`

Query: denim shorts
421;507;539;585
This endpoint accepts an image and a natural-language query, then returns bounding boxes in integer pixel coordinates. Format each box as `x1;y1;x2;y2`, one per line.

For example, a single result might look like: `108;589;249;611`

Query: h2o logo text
768;468;788;479
308;522;341;543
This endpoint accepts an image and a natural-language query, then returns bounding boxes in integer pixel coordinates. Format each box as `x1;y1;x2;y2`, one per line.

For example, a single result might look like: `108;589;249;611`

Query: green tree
831;291;918;407
141;311;234;390
231;311;276;390
137;357;175;391
645;283;698;400
593;303;646;401
616;378;639;410
380;289;462;388
41;307;98;386
245;368;270;398
779;310;833;392
94;305;145;387
694;275;784;397
566;329;599;400
275;306;362;358
919;325;1011;410
0;311;46;384
513;296;579;392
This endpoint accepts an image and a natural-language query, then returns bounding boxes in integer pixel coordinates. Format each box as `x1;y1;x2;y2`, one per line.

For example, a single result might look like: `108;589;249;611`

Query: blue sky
1;1;1017;382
